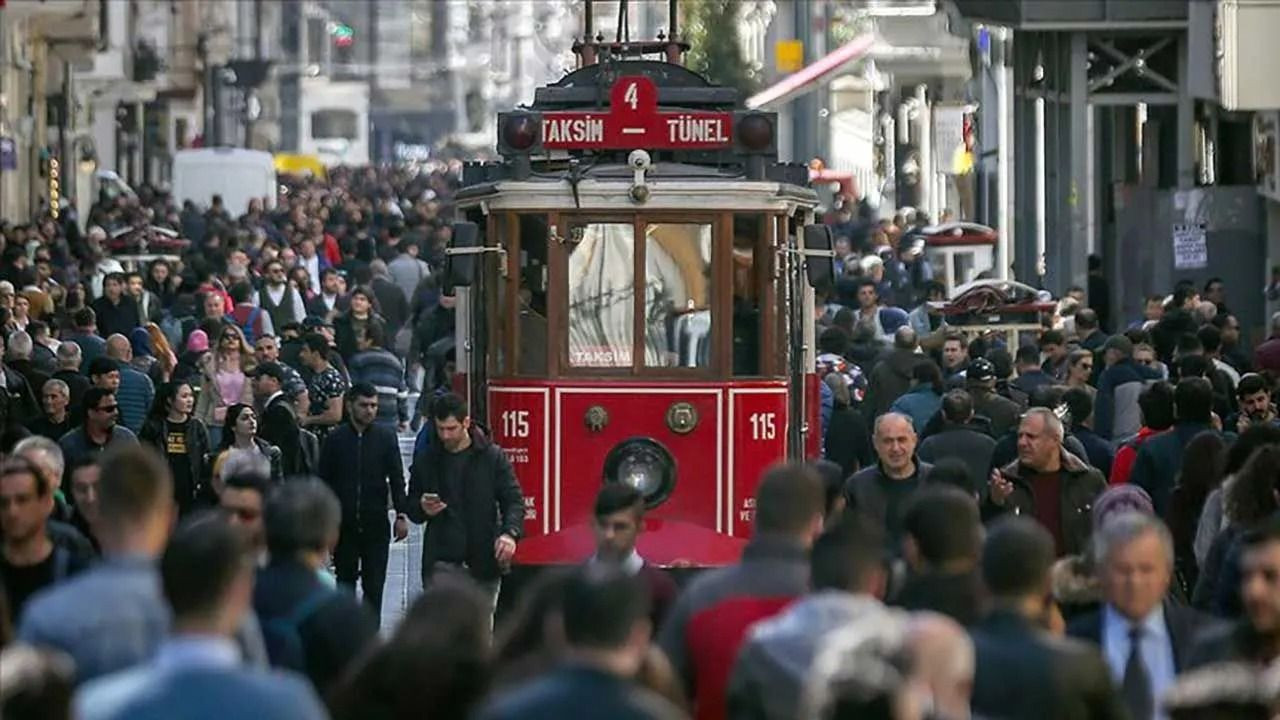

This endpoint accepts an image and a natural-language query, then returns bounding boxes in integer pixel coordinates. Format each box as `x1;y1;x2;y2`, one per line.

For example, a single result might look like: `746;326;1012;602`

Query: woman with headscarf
1052;485;1156;622
129;327;163;386
174;329;208;386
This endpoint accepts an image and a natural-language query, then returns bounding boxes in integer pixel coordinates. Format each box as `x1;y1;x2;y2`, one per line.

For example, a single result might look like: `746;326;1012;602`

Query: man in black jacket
1066;513;1218;719
971;517;1128;720
317;383;409;621
917;389;996;488
251;362;303;476
407;392;523;614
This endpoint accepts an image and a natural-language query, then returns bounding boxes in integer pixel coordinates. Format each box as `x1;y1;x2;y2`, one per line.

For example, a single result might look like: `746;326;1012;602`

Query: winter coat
888;384;942;435
981;450;1107;557
917;423;996;491
406;426;522;582
864;348;922;419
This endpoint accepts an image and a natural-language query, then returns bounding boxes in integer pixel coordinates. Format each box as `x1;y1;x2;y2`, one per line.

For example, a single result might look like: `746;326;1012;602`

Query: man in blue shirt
19;444;173;684
77;511;325;720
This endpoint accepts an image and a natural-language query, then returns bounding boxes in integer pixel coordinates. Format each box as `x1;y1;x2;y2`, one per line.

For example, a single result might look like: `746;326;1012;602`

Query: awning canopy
745;34;877;110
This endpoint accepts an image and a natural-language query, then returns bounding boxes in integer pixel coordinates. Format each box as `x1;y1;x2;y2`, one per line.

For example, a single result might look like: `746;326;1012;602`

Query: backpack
239;307;262;344
262;586;333;673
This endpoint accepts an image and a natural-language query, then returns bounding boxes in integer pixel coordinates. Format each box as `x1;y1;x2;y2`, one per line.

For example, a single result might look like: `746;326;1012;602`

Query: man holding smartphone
407;393;523;616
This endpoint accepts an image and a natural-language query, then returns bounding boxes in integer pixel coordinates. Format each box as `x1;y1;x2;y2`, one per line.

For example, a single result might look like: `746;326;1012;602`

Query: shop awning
745;34;877;110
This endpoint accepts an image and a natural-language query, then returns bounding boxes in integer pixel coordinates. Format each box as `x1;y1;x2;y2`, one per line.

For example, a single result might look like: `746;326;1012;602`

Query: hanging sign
539;76;734;150
1172;223;1208;270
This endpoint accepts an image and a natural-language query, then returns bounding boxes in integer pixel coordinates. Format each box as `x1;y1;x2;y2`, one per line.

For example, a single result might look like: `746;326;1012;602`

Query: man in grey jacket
727;512;896;720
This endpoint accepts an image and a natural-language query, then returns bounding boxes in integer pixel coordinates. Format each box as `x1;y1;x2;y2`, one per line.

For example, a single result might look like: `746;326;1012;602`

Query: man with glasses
253;261;307;337
58;387;138;478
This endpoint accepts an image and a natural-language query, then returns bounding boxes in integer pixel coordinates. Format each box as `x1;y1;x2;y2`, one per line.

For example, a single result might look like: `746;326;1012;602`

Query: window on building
310;110;359;140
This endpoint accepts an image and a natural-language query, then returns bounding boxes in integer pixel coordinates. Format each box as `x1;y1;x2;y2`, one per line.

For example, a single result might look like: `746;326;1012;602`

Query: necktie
1122;625;1153;720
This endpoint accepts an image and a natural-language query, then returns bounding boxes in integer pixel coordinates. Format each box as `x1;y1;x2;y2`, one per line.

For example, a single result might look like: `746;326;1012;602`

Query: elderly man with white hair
1067;513;1219;720
984;407;1108;557
843;412;933;547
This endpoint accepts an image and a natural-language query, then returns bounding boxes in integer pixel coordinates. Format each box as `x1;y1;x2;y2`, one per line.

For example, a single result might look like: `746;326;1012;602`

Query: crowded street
3;1;1280;720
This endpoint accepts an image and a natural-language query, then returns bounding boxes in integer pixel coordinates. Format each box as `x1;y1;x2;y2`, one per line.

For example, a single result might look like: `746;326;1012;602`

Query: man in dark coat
587;484;678;629
917;389;996;490
251;362;303;476
983;409;1107;558
476;566;684;720
971;517;1128;720
966;358;1022;438
893;485;986;625
317;383;409;621
88;272;141;338
864;326;921;419
254;479;378;691
1066;513;1219;720
1130;377;1218;518
844;412;934;549
406;392;523;611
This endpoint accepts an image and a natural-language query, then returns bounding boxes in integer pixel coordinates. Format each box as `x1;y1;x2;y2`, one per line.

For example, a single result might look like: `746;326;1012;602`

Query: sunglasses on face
94;405;118;413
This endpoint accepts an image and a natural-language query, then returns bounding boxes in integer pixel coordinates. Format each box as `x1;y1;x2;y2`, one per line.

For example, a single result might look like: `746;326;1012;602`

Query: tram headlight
603;437;676;509
500;113;541;152
736;113;774;152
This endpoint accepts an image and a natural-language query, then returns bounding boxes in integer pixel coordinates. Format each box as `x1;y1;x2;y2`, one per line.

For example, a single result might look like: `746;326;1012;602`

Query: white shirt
300;254;321;292
588;549;644;576
1102;603;1176;720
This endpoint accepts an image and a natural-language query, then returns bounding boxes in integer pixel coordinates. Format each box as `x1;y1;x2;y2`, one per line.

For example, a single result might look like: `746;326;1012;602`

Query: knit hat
186;329;209;353
1091;485;1154;529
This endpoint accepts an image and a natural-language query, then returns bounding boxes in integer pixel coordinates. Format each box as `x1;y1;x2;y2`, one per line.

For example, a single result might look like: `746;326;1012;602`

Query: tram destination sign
539;76;734;151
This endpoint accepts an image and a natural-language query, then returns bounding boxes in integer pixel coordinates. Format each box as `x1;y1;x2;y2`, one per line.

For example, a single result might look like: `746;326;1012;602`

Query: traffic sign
539;76;734;150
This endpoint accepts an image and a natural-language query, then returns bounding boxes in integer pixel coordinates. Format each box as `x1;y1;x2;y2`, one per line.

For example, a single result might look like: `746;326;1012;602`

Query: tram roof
456;162;818;213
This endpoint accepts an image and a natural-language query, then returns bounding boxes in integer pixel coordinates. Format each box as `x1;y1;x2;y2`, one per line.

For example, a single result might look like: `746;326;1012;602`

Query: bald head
873;413;918;477
904;613;975;719
105;334;132;361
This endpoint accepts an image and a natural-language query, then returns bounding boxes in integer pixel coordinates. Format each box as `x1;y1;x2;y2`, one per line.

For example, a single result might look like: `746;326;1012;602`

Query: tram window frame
549;212;725;378
501;213;550;377
730;213;777;377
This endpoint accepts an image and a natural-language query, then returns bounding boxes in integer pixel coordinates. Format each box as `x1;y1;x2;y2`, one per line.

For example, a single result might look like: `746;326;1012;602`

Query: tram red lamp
735;113;775;152
500;113;542;154
603;438;676;509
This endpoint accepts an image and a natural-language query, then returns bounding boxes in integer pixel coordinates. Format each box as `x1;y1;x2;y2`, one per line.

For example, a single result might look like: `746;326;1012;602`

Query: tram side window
732;215;762;376
644;223;712;368
567;223;635;368
516;215;549;375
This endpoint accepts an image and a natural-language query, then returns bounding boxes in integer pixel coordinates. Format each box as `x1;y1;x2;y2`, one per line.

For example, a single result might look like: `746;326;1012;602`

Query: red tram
445;23;834;569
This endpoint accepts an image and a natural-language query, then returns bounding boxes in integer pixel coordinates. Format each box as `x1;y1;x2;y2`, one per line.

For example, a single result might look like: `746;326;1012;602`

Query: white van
171;148;277;216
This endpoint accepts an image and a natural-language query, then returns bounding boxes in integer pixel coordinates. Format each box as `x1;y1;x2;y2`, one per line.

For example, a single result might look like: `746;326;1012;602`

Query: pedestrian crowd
0;185;1277;720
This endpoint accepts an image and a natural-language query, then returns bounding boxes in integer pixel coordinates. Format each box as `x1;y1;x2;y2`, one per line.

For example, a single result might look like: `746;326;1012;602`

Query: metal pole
993;25;1013;278
666;0;680;64
582;0;596;66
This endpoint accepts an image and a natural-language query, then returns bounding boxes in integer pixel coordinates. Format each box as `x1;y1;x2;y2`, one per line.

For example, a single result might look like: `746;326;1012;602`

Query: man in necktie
1068;512;1220;720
